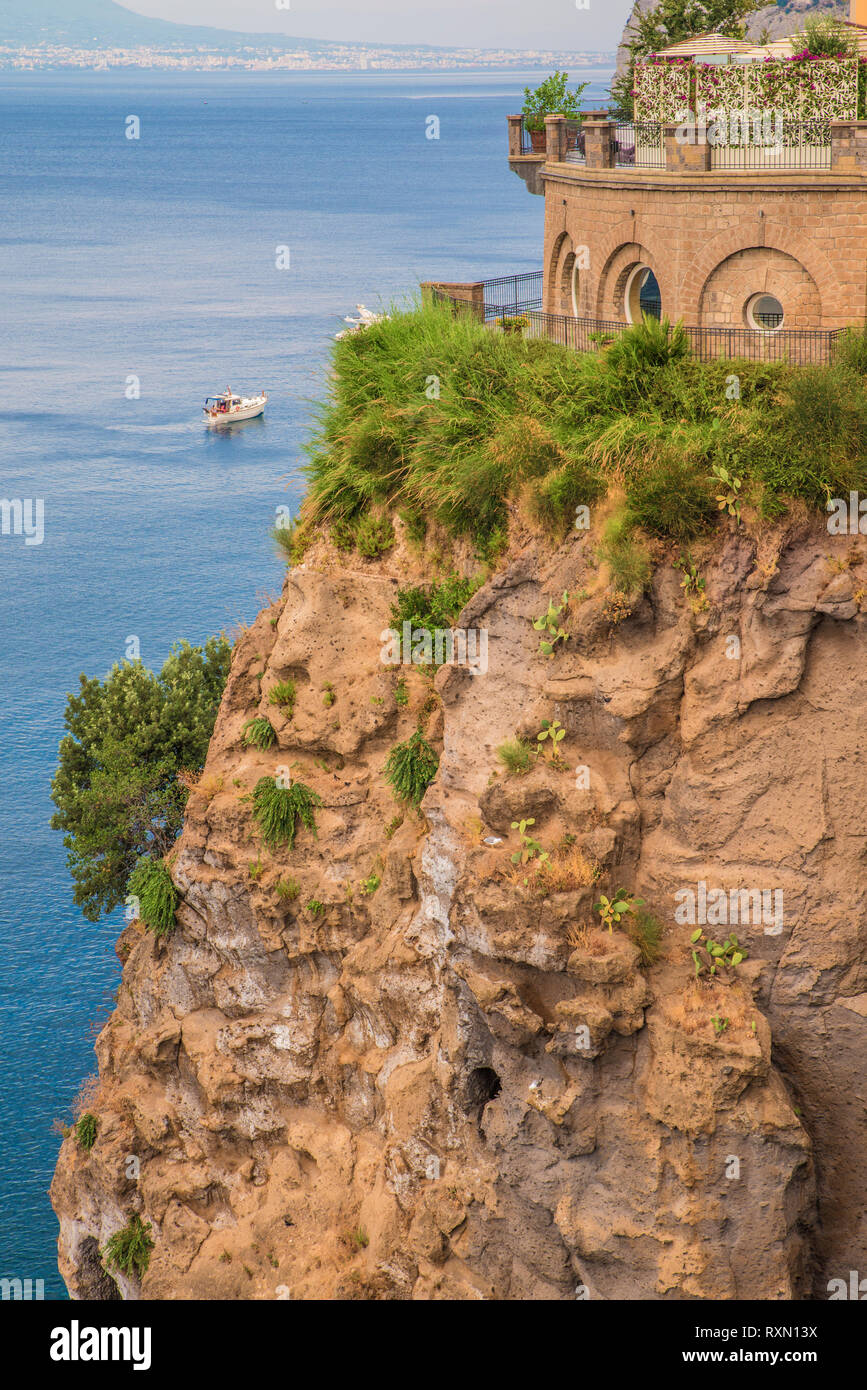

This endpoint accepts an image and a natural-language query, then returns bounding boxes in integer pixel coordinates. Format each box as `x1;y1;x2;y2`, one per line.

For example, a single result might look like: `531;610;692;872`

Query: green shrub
272;520;312;565
596;510;651;596
330;517;359;551
497;738;534;776
626;450;714;540
834;325;867;376
399;506;427;547
522;71;588;131
395;678;408;708
127;857;178;938
603;316;689;386
303;299;867;560
269;680;296;713
306;897;325;917
356;511;395;558
384;730;439;805
243;716;276;751
798;14;855;57
74;1112;98;1151
526;456;605;536
390;574;479;635
102;1215;154;1281
251;777;322;850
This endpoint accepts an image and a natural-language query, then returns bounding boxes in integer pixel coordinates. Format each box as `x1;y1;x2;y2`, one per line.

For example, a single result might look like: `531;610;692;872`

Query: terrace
508;24;867;189
501;18;867;350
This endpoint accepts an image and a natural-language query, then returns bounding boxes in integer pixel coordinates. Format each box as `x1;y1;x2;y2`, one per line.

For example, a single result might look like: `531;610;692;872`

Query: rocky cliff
51;510;867;1300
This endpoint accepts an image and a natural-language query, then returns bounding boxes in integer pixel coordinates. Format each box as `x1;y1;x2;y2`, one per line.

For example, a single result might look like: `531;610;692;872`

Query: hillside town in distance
0;42;615;72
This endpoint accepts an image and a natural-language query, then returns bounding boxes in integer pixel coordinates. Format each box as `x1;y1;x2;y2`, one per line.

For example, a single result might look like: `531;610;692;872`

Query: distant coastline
0;46;617;74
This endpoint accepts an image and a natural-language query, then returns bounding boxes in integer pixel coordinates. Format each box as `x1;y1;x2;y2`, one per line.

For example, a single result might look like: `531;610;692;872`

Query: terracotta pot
529;127;546;152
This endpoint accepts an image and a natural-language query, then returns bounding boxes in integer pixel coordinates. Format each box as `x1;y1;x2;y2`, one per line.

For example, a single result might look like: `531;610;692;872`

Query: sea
0;66;612;1297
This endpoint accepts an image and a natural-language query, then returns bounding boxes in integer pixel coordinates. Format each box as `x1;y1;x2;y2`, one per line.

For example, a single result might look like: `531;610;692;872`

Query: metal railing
520;120;545;154
709;119;831;171
614;121;665;169
564;120;586;164
432;277;843;365
480;271;544;319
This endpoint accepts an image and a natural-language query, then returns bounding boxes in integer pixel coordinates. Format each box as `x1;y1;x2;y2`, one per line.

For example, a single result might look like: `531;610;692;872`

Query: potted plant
522;71;589;151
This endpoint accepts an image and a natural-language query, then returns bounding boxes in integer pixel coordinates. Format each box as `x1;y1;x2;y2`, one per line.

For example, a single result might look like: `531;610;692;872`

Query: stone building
508;2;867;341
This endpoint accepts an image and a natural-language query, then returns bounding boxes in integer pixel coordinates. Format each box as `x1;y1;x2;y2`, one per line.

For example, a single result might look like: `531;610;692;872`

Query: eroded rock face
51;518;866;1299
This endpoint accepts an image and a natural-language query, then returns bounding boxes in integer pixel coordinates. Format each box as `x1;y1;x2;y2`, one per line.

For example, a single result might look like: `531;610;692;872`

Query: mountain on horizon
0;0;432;51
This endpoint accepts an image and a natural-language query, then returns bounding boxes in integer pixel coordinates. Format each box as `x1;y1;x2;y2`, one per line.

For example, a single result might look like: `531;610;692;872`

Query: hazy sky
122;0;631;49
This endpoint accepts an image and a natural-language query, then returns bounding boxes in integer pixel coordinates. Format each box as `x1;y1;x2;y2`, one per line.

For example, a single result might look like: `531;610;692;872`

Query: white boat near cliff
203;388;267;425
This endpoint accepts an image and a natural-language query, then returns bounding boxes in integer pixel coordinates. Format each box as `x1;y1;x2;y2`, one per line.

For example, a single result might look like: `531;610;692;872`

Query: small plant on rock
496;737;534;776
712;464;742;522
384;729;439;805
74;1112;98;1151
250;777;322;851
127;857;178;938
269;680;297;714
536;719;565;755
275;877;299;900
690;929;747;980
360;872;381;896
625;906;664;965
711;1014;730;1035
243;716;277;751
674;552;708;612
102;1215;154;1281
595;887;644;934
306;898;325;918
510;818;549;867
533;591;569;657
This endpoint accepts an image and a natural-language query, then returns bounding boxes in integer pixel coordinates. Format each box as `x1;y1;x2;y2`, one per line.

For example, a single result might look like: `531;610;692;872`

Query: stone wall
542;165;867;329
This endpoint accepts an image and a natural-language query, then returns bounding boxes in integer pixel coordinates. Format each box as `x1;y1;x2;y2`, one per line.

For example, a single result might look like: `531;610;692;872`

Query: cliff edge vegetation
50;308;867;1301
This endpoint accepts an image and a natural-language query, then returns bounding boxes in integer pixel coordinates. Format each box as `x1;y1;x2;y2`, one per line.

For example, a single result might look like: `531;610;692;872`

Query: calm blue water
0;67;611;1297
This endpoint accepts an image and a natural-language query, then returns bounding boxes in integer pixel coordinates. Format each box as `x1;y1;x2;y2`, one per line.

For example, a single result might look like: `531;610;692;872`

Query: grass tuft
496;738;534;776
127;858;178;938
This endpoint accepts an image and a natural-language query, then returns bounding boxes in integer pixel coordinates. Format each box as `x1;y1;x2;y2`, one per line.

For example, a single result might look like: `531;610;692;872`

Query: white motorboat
203;388;267;425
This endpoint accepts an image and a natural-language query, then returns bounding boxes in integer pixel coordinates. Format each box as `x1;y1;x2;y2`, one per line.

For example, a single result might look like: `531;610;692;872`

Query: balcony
508;113;867;193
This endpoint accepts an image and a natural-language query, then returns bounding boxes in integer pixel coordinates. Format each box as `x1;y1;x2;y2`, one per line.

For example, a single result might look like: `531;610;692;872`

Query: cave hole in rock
465;1066;502;1113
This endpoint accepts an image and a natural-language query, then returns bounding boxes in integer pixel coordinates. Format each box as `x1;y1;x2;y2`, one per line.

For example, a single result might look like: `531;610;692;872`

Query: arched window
624;265;661;324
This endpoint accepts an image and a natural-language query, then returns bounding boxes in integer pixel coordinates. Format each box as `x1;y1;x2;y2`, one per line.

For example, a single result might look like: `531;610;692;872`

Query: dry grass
179;769;224;801
503;845;598;896
72;1074;102;1120
675;980;752;1037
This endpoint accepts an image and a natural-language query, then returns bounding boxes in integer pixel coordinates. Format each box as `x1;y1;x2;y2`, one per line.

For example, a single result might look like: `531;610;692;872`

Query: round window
625;265;661;324
746;293;784;332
